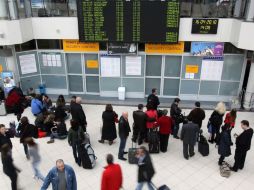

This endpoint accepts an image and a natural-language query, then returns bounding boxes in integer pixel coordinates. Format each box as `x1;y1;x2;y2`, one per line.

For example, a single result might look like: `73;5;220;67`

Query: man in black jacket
135;146;155;190
187;102;206;129
0;124;13;150
231;120;253;172
147;88;160;110
170;98;182;139
118;112;131;161
70;97;87;132
180;120;199;160
132;104;147;145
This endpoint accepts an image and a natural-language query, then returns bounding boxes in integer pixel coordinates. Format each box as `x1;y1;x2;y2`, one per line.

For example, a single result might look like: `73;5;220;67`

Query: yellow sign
186;65;199;73
145;42;184;54
0;64;2;73
63;40;99;52
86;60;98;69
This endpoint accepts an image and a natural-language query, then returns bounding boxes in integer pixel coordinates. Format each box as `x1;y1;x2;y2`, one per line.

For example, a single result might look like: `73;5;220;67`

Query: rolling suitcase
148;128;160;154
151;182;171;190
0;101;7;116
198;134;209;156
128;141;138;164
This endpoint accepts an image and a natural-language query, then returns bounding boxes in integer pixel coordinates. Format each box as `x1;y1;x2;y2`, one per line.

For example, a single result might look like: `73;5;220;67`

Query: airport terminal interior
0;0;254;190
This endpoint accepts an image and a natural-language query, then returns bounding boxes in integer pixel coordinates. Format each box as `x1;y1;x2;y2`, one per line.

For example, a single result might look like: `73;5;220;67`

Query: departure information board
77;0;180;43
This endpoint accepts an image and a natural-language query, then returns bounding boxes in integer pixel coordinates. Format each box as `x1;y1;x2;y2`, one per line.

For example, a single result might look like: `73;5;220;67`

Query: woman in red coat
224;109;237;131
145;104;158;129
101;154;122;190
158;109;174;152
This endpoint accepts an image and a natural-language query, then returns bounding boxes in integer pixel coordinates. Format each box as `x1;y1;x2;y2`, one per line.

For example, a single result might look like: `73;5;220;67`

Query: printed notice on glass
19;54;37;75
126;56;141;76
201;58;223;81
101;57;120;77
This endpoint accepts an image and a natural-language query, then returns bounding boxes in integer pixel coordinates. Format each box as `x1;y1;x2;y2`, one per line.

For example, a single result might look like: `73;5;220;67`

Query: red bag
38;129;47;138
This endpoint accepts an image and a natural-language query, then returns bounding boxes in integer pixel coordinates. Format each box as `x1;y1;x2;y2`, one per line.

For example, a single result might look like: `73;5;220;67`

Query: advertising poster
191;42;224;56
1;72;15;94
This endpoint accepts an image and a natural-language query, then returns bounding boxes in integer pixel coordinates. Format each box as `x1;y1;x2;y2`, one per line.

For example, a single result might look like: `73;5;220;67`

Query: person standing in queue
170;98;182;139
147;88;160;110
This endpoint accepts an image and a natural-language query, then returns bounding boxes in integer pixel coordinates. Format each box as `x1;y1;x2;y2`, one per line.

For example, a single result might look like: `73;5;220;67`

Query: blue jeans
50;131;67;140
32;161;45;181
118;137;127;159
136;182;154;190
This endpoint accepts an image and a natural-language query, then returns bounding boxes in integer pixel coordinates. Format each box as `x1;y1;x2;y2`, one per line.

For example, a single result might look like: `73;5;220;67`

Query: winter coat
101;111;118;141
0;133;13;150
180;122;199;146
70;103;87;128
68;126;84;146
145;110;157;129
133;110;147;132
118;116;131;139
209;111;224;128
236;128;253;151
55;105;67;122
170;102;181;118
41;164;77;190
187;108;205;128
101;164;122;190
137;153;155;182
147;94;160;110
218;131;231;157
18;123;38;143
31;99;44;115
1;152;18;176
158;116;173;135
55;122;68;137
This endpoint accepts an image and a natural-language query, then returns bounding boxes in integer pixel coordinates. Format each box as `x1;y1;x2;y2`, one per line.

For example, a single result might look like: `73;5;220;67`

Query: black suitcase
128;142;138;164
198;135;209;156
148;128;160;154
151;182;171;190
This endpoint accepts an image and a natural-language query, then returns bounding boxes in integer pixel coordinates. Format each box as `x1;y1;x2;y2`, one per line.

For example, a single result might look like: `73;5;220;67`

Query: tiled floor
0;104;254;190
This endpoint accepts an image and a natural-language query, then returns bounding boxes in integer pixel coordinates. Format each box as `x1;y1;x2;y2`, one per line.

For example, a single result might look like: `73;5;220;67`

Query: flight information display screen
77;0;180;43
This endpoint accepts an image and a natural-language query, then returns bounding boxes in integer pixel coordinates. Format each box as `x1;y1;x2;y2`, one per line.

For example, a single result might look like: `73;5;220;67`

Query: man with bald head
118;112;131;161
70;97;87;132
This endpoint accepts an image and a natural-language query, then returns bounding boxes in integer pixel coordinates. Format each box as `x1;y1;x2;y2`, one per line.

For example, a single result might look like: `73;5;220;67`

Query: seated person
55;104;70;122
47;119;68;144
43;114;55;135
31;94;45;116
42;94;53;111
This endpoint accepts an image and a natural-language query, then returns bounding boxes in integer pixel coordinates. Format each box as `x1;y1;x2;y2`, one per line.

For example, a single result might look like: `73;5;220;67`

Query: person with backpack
17;116;38;160
170;98;182;139
230;120;253;172
208;102;226;144
68;120;85;167
157;109;173;152
135;146;155;190
118;112;131;161
26;138;45;181
101;154;123;190
218;125;232;165
147;88;160;110
47;119;68;144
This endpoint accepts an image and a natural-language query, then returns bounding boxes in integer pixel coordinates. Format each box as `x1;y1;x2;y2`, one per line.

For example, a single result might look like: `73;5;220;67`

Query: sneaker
123;151;128;154
26;154;30;160
190;153;195;157
174;136;180;139
47;139;54;144
98;140;104;144
230;167;237;172
109;141;113;145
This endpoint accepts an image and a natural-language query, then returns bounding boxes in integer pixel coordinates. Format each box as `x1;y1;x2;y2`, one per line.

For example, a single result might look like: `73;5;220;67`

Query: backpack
220;161;231;178
80;143;97;169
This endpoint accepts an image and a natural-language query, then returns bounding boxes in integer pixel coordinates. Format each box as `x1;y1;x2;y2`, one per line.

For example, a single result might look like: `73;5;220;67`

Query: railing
0;0;253;20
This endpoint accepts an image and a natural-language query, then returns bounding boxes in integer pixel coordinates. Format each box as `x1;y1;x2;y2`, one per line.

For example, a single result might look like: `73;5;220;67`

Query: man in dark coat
187;102;206;128
180;120;199;160
132;104;147;145
170;98;182;139
0;125;13;150
135;146;155;190
70;97;87;132
147;88;160;110
118;112;131;161
231;120;253;172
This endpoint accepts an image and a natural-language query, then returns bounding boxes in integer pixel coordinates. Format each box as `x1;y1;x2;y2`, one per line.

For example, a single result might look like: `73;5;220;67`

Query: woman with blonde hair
208;102;226;143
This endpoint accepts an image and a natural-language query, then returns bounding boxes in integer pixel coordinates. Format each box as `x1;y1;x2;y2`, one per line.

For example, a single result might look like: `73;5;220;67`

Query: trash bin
118;87;125;100
39;84;46;95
